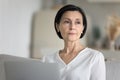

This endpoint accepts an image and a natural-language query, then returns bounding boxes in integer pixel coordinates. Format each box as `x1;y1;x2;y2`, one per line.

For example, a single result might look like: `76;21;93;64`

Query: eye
76;21;81;24
64;20;70;24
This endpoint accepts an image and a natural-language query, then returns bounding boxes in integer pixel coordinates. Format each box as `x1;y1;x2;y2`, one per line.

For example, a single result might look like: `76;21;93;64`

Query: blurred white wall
0;0;41;57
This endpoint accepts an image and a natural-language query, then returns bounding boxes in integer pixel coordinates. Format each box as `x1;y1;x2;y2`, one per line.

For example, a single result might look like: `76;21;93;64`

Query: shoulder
40;51;59;63
85;47;104;56
86;48;105;63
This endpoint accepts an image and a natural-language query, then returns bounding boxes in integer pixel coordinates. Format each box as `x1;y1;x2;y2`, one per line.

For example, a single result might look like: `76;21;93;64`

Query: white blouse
41;48;106;80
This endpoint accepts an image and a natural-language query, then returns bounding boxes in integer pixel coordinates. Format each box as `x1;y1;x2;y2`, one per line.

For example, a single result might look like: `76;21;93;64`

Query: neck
62;40;84;54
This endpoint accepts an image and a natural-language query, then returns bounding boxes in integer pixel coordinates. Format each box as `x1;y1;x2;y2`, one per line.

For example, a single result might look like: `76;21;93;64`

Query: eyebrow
62;18;70;20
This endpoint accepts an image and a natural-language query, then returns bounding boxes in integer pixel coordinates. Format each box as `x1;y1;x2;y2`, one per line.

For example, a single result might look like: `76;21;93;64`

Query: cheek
78;26;84;33
59;27;70;39
59;27;67;36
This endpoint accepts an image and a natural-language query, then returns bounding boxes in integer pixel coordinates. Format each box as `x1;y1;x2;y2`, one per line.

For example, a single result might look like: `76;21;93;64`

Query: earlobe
56;23;60;32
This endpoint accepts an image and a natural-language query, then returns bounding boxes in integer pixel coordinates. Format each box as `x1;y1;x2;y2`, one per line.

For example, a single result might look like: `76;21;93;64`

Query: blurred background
0;0;120;59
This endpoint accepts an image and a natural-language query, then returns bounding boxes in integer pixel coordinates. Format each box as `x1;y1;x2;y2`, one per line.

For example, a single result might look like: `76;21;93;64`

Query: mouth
68;33;76;35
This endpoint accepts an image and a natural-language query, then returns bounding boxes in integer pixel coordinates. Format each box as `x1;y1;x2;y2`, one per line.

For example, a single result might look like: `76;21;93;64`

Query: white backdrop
0;0;41;57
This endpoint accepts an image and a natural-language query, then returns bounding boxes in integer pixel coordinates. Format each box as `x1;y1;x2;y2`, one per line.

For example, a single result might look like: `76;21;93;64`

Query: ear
55;23;60;32
81;25;84;33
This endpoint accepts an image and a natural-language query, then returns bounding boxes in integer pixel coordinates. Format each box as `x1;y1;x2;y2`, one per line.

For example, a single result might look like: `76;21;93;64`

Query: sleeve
90;52;106;80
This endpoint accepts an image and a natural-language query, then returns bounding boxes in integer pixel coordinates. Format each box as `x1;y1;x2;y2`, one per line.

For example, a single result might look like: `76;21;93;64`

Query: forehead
61;11;83;20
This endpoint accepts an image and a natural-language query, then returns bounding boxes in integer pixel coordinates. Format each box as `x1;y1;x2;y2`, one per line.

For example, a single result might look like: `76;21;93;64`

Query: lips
68;33;76;35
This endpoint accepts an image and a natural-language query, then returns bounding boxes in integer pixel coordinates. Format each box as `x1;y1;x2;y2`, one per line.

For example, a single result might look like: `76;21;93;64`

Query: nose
70;22;75;30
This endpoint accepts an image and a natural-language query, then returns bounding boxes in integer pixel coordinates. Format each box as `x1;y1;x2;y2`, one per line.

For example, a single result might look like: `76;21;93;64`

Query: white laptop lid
4;61;60;80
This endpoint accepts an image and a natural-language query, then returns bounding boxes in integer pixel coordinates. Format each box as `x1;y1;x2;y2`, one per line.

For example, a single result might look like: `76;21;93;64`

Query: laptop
4;60;60;80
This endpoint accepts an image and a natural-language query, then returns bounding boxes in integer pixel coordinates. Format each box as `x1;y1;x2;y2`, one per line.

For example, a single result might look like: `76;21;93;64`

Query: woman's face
57;11;84;42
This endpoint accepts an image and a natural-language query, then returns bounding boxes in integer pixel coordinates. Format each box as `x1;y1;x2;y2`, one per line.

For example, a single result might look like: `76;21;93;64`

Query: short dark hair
54;4;87;39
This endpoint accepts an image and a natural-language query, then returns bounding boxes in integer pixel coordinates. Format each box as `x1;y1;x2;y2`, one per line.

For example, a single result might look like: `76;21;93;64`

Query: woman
41;4;106;80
